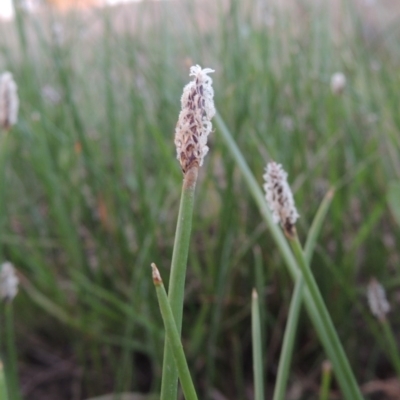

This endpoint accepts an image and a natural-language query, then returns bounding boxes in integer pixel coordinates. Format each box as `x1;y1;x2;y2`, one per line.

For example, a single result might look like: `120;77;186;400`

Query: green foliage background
1;0;400;398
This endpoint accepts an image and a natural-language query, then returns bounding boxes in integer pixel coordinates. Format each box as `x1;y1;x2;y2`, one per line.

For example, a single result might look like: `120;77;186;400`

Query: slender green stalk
0;134;10;262
251;289;264;400
5;304;21;400
289;235;363;400
319;361;332;400
20;275;81;329
232;334;245;399
152;264;199;400
274;187;334;400
160;167;198;400
304;189;334;264
253;246;267;393
272;276;304;400
380;319;400;378
0;361;9;400
215;113;363;400
205;235;233;395
11;0;28;64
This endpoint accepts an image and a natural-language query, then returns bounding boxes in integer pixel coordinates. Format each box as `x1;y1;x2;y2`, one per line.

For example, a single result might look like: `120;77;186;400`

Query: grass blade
387;181;400;226
152;264;199;400
251;289;264;400
0;361;9;400
380;319;400;379
289;235;363;400
304;189;334;265
272;276;303;400
160;168;198;400
319;361;332;400
4;304;21;400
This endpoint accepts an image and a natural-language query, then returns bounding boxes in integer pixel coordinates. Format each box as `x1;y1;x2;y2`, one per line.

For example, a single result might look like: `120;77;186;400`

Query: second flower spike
174;65;216;174
263;161;299;236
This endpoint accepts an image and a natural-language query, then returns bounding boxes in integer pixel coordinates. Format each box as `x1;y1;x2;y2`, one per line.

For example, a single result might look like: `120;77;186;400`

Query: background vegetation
1;0;400;398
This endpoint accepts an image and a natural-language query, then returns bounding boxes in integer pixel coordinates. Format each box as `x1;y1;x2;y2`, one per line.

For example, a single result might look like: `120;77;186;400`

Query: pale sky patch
0;0;14;20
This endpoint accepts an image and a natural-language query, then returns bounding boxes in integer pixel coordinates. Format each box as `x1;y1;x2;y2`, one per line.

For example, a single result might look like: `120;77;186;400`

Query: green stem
251;289;264;400
215;113;363;400
160;167;198;400
152;264;199;400
0;134;10;262
304;189;334;265
273;276;304;400
5;304;21;400
0;361;9;400
381;319;400;379
11;0;28;63
319;361;332;400
289;235;362;400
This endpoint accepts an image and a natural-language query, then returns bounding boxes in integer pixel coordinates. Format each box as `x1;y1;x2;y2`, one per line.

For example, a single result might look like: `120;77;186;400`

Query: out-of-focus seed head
330;72;346;95
0;72;19;130
41;85;62;105
367;277;390;322
174;65;215;174
263;161;299;236
0;262;19;302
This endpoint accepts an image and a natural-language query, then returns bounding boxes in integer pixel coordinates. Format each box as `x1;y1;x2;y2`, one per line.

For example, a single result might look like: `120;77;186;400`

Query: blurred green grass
1;0;400;398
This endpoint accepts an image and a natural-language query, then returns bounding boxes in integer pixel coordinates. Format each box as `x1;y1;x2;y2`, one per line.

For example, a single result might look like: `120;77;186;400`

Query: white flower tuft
367;278;390;321
0;72;19;130
174;65;216;174
263;162;299;232
0;262;19;302
330;72;346;95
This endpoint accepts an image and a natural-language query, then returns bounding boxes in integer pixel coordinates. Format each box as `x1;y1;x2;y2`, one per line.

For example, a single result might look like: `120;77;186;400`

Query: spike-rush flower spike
263;161;299;237
0;72;19;130
0;262;19;302
367;277;390;322
174;65;215;174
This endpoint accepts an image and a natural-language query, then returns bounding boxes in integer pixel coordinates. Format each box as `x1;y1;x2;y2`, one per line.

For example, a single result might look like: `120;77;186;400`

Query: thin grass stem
160;167;198;400
289;235;363;400
152;264;199;400
273;186;334;400
319;361;332;400
380;319;400;379
5;304;21;400
304;189;334;265
272;276;303;400
0;361;9;400
251;289;264;400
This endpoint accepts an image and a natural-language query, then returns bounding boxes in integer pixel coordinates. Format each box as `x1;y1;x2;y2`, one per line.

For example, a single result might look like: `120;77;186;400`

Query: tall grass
0;0;400;398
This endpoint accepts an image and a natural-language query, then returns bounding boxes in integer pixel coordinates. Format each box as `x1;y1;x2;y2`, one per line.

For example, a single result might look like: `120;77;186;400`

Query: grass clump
0;0;400;398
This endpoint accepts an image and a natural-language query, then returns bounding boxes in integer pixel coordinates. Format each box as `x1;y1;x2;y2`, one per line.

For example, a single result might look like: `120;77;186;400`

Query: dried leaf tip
174;65;216;174
263;162;299;236
151;263;163;286
0;72;19;130
0;262;19;302
367;277;390;322
322;360;332;374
